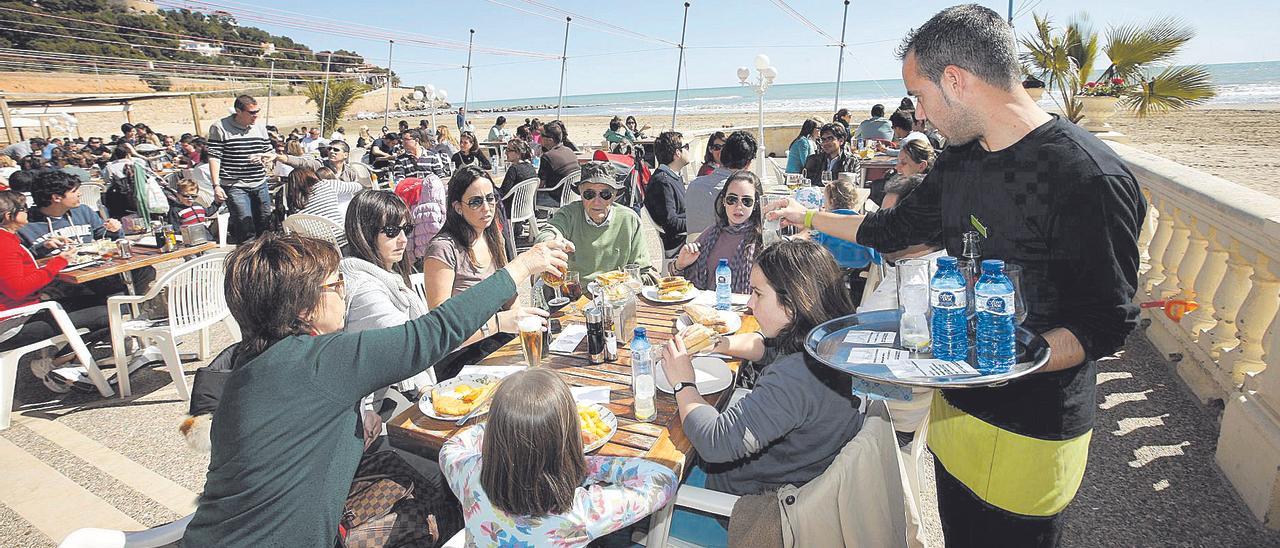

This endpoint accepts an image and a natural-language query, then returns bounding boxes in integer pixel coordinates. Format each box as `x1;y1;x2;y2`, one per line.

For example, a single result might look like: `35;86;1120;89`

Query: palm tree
1021;14;1216;121
303;79;369;132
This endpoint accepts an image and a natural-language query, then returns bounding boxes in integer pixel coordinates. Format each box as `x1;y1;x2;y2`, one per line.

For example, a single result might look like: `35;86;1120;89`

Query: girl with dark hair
673;170;763;292
273;166;362;246
697;131;727;177
451;131;492;171
184;233;571;546
440;369;677;546
660;238;863;542
786;118;822;174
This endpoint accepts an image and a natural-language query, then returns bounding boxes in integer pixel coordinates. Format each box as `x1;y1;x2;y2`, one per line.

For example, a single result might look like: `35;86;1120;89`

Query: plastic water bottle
930;256;969;361
975;259;1017;373
715;259;732;311
630;328;656;422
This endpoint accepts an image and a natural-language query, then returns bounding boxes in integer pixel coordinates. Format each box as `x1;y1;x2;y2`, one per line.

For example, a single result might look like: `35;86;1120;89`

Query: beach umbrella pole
671;2;690;130
557;17;571;120
834;0;850;112
463;30;475;124
384;40;395;131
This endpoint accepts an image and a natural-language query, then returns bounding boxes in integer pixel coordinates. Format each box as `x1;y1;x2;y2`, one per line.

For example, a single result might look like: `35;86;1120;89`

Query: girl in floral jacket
440;369;677;547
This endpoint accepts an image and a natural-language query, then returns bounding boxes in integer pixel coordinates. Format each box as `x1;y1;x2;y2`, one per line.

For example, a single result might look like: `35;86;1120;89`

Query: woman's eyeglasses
709;143;725;151
581;189;615;201
380;224;414;238
723;194;755;208
320;273;346;294
465;193;498;209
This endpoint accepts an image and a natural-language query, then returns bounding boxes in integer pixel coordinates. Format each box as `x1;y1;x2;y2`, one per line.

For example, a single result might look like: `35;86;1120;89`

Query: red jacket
0;229;67;312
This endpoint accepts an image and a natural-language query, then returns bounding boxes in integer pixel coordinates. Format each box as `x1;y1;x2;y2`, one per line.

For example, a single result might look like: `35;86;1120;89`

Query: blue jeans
222;182;272;243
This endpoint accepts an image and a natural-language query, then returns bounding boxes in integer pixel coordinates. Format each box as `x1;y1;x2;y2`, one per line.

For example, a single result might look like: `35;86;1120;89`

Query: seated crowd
4;89;945;546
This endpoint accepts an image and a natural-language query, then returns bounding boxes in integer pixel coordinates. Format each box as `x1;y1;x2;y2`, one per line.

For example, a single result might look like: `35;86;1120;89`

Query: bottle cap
633;326;647;340
937;256;958;268
981;259;1004;273
718;258;729;266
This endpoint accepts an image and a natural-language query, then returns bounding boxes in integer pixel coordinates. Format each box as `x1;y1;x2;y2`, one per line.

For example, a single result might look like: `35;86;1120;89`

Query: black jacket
803;151;859;186
643;165;687;252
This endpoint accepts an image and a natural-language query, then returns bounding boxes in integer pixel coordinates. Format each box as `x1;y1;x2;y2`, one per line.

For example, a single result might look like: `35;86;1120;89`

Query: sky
224;0;1280;102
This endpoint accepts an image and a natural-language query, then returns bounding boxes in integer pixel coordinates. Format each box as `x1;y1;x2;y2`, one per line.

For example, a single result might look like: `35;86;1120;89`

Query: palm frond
303;80;370;130
1121;65;1217;118
1105;17;1195;82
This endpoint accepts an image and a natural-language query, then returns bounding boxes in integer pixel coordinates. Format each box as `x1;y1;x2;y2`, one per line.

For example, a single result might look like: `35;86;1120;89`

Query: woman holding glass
672;171;762;293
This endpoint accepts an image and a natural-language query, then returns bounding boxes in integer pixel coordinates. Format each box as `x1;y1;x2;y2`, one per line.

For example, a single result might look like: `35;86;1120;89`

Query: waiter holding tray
769;5;1145;547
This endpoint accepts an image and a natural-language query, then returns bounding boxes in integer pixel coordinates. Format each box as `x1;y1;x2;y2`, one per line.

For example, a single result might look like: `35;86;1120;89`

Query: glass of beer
518;315;543;366
563;271;583;303
543;264;568;307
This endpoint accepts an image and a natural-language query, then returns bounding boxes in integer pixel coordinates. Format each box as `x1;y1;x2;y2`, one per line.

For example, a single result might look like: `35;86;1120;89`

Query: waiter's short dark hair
720;131;757;170
32;170;82;208
654;131;683;165
897;4;1020;91
890;110;914;132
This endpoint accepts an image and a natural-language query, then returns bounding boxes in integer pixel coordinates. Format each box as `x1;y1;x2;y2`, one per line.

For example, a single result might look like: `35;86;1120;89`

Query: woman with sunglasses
451;131;492;172
424;167;532;369
673;170;763;293
697;131;727;177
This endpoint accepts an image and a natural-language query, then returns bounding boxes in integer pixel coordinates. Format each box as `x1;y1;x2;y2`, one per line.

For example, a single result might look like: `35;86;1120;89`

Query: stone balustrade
1110;140;1280;528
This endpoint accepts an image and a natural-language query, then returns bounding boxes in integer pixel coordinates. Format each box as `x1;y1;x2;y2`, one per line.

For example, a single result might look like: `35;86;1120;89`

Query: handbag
337;450;462;548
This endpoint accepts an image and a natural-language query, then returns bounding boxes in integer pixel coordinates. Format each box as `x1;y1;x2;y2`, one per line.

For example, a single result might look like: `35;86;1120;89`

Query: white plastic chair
348;161;377;189
504;177;540;242
638;205;674;275
79;181;106;214
59;513;192;548
2;302;114;430
107;253;238;399
535;171;580;218
282;213;345;248
409;272;430;311
641;400;905;548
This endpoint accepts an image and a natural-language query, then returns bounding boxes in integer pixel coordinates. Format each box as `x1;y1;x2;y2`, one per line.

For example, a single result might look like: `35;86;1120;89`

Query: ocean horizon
460;60;1280;118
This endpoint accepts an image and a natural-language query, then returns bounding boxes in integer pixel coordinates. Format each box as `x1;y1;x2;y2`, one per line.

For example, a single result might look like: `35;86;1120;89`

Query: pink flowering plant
1080;77;1126;97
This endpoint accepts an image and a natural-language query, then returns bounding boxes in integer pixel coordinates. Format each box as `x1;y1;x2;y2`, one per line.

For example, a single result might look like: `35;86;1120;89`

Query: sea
464;60;1280;117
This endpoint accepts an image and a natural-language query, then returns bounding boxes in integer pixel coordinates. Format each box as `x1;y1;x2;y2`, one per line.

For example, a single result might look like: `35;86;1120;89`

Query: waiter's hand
214;185;227;202
103;218;122;233
765;198;808;229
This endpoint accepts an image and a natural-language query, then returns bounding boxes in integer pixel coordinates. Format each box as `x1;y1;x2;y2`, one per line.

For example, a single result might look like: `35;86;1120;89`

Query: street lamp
738;54;776;182
421;85;448;134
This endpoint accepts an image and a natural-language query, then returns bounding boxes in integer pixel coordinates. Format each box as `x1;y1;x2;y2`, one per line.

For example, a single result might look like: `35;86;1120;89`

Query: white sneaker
43;367;83;394
29;356;55;381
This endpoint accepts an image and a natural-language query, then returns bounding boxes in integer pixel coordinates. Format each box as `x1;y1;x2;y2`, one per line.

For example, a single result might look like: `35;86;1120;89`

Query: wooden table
53;241;218;284
388;295;759;475
859;155;897;186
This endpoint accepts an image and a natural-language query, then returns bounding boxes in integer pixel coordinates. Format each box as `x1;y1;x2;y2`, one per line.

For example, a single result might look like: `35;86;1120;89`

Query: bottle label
930;289;966;309
717;275;728;285
976;293;1015;316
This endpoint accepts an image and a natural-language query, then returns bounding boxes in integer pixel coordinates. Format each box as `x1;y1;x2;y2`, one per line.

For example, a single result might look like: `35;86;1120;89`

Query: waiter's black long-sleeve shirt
858;115;1146;440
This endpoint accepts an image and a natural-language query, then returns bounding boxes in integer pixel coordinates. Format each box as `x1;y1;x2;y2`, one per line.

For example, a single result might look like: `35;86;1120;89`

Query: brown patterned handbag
338;451;448;548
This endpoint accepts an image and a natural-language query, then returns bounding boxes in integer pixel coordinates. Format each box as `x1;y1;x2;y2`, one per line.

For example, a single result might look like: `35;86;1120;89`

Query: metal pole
671;2;690;130
834;0;850;112
266;58;274;126
757;84;765;179
556;17;571;120
1008;0;1014;23
463;30;474;126
320;52;332;137
383;40;395;131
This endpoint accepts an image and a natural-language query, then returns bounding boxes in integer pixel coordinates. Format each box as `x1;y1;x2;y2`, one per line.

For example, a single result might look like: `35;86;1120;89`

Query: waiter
770;5;1145;546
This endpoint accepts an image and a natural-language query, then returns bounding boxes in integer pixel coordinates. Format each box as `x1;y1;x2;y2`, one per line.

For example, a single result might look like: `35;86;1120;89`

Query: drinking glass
563;271;583;310
821;170;834;186
762;196;783;244
543;265;569;307
624;263;644;291
518;315;544;366
895;258;932;352
785;173;803;191
1004;264;1027;325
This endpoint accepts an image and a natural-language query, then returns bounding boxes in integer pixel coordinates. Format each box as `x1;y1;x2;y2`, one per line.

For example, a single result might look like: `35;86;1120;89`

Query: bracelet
804;210;816;229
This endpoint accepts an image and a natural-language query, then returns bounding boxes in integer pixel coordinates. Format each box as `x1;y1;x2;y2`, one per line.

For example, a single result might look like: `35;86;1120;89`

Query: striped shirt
207;116;271;187
297;179;364;247
392;150;452;182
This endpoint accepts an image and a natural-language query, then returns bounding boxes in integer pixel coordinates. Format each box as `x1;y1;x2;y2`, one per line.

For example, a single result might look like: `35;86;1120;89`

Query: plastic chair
641;400;905;547
347;161;377;190
281;213;344;248
107;253;238;399
638;205;674;275
2;302;114;430
535;171;580;218
409;272;430;311
504;177;540;242
59;513;192;548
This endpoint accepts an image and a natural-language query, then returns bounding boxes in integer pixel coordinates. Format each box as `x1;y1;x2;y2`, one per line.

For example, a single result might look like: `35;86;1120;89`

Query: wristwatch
673;381;697;395
480;316;493;337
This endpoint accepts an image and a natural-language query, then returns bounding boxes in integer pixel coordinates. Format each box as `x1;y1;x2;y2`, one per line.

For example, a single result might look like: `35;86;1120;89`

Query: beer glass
896;258;932;352
518;315;543;366
1004;264;1027;325
543;264;569;307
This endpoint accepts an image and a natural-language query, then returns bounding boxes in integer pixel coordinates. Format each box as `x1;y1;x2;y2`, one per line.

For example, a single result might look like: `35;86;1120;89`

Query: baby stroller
590;149;650;212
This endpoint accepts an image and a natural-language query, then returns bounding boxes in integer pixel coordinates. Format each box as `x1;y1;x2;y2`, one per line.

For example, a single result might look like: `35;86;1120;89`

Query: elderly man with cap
535;161;651;283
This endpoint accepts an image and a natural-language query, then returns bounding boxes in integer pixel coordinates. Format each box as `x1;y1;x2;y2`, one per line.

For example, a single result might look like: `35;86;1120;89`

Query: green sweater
184;270;516;547
537;201;649;282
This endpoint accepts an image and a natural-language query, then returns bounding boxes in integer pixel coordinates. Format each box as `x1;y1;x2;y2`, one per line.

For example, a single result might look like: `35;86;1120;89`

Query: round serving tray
804;309;1051;389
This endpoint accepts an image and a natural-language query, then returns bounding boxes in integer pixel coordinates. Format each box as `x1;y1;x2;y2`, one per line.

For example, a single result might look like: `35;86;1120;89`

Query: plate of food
578;403;617;453
676;303;742;335
418;374;500;420
641;276;697;303
656;356;734;395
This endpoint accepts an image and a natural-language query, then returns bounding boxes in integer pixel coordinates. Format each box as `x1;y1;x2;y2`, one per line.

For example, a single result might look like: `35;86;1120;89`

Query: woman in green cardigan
184;233;570;547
